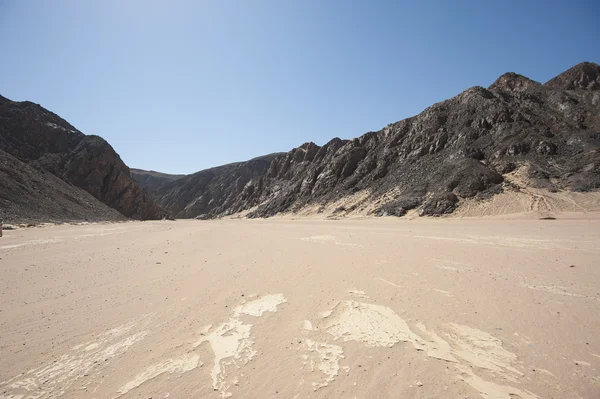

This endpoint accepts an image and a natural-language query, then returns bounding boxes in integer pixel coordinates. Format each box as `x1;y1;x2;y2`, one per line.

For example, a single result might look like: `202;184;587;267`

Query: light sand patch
234;293;287;317
117;353;201;396
0;238;62;250
521;283;598;300
348;289;369;298
574;360;591;366
444;323;523;380
375;277;403;288
195;294;286;398
536;368;555;377
456;364;540;399
0;323;149;399
300;235;360;247
302;339;344;391
410;323;539;397
311;305;537;396
415;323;458;363
433;289;454;297
319;301;426;349
85;342;100;351
195;318;255;398
436;265;462;272
415;233;596;252
301;235;336;243
303;320;314;331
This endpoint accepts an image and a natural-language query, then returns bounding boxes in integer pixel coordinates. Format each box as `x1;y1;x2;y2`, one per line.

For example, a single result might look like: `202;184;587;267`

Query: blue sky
1;1;598;174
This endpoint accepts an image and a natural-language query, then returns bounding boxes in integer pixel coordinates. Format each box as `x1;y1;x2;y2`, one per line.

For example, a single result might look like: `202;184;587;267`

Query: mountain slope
145;62;600;219
130;169;185;194
0;95;168;222
147;154;283;218
0;149;125;223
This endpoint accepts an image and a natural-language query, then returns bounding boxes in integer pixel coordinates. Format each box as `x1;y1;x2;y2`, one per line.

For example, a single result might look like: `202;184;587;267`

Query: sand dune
1;217;599;398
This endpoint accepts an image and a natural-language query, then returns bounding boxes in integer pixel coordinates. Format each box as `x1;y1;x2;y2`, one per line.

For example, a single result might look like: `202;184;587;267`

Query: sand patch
319;301;426;349
0;319;150;399
195;294;286;398
302;339;344;391
234;293;287;317
436;265;463;272
117;353;201;396
415;323;458;363
375;277;404;287
444;323;523;381
300;235;360;247
456;364;540;399
301;235;336;242
521;283;598;300
0;238;62;250
415;234;594;251
348;289;369;298
303;320;314;331
311;302;536;396
418;323;538;397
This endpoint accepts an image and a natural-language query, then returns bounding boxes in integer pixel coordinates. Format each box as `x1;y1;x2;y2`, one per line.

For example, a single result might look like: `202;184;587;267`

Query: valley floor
0;218;599;398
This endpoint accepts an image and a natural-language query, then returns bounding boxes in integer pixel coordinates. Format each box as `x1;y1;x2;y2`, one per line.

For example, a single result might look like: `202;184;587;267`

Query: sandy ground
1;217;599;399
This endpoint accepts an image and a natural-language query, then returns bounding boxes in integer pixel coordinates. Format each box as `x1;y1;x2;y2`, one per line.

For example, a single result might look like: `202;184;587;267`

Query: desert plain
0;216;599;398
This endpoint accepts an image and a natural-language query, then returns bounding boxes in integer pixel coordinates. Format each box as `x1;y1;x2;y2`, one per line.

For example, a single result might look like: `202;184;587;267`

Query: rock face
143;62;600;218
0;149;125;223
130;169;185;193
546;62;600;90
0;95;168;222
148;154;282;218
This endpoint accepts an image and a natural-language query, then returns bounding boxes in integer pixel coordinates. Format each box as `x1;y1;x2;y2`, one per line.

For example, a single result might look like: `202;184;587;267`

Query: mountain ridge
0;95;168;223
2;62;599;223
135;62;600;219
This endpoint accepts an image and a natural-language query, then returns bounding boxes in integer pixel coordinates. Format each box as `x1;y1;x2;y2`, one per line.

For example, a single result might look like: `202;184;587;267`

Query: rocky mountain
0;148;125;223
146;154;283;219
140;62;600;219
130;169;185;193
0;95;168;223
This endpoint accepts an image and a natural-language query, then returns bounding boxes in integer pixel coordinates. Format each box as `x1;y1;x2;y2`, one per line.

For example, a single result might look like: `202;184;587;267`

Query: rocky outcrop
148;154;282;218
130;169;185;193
144;62;600;219
0;95;168;222
545;62;600;90
0;149;125;224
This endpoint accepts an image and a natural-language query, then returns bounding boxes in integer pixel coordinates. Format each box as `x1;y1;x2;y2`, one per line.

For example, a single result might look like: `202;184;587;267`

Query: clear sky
1;1;598;174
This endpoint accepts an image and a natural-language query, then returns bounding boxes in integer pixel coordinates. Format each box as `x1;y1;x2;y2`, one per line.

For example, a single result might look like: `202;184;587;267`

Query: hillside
0;95;168;223
130;169;185;193
146;154;282;219
138;62;600;219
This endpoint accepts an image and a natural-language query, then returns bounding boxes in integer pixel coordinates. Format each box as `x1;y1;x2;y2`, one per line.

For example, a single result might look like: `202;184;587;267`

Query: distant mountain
0;95;168;223
139;62;600;218
130;169;185;193
140;154;283;219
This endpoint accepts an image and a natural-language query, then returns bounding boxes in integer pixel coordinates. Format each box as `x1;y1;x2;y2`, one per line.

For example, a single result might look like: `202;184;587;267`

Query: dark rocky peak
0;94;168;221
488;72;541;92
289;142;320;163
247;152;286;162
545;61;600;90
0;96;84;162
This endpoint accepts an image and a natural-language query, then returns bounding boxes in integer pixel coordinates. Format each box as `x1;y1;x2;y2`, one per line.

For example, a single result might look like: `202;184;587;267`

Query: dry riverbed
1;217;599;398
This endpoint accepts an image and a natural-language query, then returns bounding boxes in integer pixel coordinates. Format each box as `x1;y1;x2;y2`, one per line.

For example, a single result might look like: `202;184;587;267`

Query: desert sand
1;217;599;398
